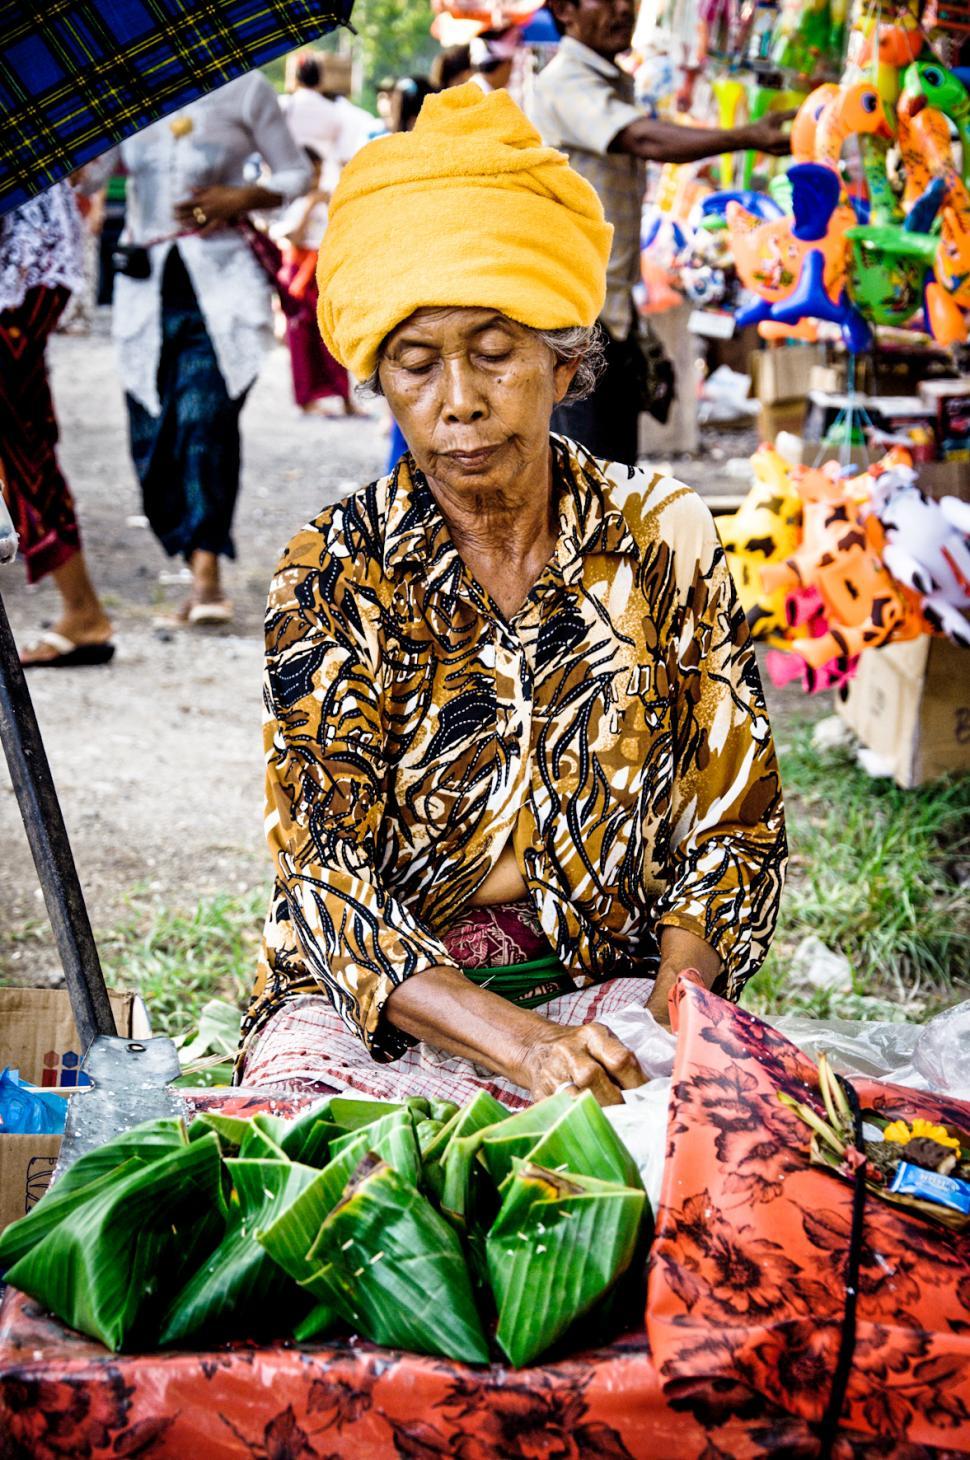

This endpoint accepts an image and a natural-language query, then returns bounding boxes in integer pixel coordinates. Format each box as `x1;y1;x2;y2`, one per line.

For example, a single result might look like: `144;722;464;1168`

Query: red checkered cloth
241;978;655;1109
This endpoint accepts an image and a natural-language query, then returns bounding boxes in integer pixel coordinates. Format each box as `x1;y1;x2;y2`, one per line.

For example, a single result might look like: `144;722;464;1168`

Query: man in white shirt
532;0;791;464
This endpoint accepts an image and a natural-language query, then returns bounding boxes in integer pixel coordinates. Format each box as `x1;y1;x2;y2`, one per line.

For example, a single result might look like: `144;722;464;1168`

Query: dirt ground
0;313;796;981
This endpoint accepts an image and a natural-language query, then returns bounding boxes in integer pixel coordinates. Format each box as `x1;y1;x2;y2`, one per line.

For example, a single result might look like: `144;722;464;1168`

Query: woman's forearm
384;964;549;1084
646;926;721;1026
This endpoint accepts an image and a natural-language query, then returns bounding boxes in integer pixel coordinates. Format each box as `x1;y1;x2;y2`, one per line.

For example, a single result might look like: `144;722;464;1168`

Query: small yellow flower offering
169;115;194;139
882;1117;962;1151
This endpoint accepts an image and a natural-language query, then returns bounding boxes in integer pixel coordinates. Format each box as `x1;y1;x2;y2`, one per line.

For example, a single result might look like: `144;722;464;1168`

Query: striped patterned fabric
0;0;354;215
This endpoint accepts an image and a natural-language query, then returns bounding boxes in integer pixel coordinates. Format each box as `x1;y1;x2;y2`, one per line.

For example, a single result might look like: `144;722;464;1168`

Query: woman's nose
441;358;486;422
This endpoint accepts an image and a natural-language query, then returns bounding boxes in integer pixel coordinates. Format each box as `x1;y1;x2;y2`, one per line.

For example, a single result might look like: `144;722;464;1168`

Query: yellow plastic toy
720;445;804;642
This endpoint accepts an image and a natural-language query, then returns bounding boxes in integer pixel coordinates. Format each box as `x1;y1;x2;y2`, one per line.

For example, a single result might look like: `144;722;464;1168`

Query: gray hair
358;322;604;402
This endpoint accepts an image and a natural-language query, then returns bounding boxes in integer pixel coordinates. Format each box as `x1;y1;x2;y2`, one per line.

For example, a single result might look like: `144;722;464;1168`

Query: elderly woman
238;85;786;1108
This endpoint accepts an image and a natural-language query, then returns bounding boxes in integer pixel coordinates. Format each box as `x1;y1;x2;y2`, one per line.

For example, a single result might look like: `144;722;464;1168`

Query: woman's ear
552;357;581;405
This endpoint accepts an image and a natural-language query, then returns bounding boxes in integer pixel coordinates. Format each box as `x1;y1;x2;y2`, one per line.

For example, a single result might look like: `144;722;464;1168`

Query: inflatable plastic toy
790;83;840;162
431;0;541;21
814;82;890;171
867;464;970;644
726;164;872;349
758;459;926;668
857;0;922;67
898;86;970;312
764;642;859;693
902;60;970;186
719;444;804;642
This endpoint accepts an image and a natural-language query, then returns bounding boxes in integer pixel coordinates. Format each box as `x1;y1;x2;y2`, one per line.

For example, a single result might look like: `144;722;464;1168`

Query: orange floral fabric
648;980;970;1452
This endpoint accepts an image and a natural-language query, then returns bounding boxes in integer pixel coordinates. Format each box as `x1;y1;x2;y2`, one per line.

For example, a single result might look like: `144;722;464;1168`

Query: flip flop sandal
187;600;233;626
21;630;116;669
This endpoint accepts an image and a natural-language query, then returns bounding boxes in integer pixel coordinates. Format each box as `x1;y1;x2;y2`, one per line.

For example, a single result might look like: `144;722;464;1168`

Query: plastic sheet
604;998;970;1263
0;1067;67;1134
604;995;970;1090
913;1002;970;1100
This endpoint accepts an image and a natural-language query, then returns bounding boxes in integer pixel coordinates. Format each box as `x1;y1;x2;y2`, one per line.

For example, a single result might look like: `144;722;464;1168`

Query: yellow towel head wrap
316;83;613;380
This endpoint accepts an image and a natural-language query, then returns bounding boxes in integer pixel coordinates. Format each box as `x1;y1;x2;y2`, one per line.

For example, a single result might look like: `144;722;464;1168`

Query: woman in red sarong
273;148;360;416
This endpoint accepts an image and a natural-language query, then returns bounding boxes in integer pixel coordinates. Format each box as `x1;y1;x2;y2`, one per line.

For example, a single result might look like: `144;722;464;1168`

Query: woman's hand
515;1021;646;1107
384;965;644;1106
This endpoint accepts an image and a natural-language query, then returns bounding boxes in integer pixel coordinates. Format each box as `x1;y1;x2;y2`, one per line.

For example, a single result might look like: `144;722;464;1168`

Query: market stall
0;7;968;1455
1;979;968;1458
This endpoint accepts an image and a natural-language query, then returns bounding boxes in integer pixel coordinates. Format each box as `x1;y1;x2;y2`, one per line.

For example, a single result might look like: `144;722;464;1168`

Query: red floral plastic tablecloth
2;986;969;1459
649;981;970;1454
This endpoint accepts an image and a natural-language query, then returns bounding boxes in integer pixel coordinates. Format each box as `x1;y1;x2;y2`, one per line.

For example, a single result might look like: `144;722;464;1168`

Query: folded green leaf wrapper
160;1157;319;1345
0;1116;187;1272
256;1108;421;1291
3;1132;227;1351
487;1159;648;1367
1;1090;650;1367
303;1154;490;1364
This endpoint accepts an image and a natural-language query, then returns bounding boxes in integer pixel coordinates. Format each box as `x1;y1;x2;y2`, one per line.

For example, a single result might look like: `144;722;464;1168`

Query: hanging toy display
769;0;845;76
703;83;890;349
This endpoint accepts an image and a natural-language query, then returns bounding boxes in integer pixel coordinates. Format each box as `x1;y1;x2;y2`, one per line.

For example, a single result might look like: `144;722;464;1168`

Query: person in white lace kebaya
82;72;310;626
0;182;115;668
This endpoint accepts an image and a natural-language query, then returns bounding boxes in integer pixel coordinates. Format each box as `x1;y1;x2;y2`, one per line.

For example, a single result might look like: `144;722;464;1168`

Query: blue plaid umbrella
0;0;355;215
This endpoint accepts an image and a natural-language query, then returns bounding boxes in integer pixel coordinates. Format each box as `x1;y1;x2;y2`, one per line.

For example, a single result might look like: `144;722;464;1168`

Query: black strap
817;1075;867;1457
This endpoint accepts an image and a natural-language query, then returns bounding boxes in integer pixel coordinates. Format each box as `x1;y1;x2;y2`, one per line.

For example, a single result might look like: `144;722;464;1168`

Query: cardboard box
0;987;146;1235
837;638;970;789
919;459;970;503
757;397;808;441
917;379;970;461
750;345;826;404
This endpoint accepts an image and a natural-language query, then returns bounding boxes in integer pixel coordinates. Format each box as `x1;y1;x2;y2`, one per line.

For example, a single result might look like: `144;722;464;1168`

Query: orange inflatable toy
898;96;970;311
727;85;890;348
759;458;926;668
789;83;839;163
726;172;857;321
431;0;541;20
814;82;891;171
857;0;922;66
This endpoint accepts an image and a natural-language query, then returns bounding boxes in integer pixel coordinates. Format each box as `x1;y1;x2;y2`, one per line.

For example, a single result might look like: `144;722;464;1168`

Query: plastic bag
912;1001;970;1099
0;1067;68;1134
602;997;970;1092
603;1079;671;1213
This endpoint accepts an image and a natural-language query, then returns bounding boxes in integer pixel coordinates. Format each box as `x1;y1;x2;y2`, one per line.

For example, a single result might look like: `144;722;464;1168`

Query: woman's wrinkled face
378;307;578;500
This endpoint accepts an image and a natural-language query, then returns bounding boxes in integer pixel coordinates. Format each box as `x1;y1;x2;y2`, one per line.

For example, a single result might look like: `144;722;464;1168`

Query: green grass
743;725;970;1022
97;885;268;1041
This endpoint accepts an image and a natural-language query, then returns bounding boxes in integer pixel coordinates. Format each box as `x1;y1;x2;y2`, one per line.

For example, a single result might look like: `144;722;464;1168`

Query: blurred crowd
0;34;528;667
0;5;790;669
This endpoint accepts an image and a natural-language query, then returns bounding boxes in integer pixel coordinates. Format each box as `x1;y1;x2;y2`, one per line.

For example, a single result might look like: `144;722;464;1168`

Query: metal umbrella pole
0;499;182;1166
0;508;115;1048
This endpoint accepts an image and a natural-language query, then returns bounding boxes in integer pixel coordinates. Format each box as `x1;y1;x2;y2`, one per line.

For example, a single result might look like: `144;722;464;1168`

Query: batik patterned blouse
241;437;786;1063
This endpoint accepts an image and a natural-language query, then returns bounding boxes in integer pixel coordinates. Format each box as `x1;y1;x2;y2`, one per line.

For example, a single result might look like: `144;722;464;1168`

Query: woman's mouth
445;445;500;469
